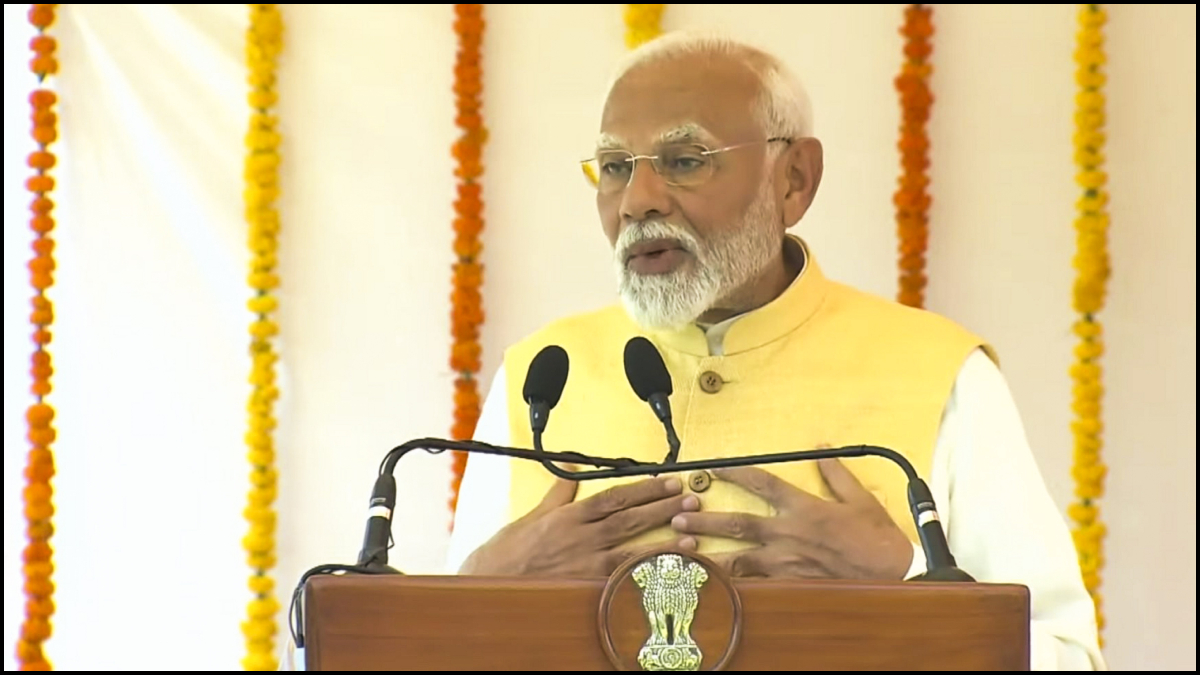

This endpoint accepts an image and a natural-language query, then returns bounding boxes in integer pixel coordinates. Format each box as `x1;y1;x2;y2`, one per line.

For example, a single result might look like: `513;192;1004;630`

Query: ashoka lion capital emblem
631;553;709;671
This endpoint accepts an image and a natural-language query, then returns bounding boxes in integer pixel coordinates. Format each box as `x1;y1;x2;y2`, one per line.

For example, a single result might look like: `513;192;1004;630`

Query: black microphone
522;345;575;478
623;336;682;464
522;345;569;434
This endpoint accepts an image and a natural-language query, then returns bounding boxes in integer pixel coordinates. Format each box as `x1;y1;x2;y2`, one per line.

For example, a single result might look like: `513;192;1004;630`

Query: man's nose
619;157;673;224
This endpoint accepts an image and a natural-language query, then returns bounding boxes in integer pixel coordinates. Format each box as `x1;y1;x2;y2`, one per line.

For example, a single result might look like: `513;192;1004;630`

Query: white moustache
615;221;700;261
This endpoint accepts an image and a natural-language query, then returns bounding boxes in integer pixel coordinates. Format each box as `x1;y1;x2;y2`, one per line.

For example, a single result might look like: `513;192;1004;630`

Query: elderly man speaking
447;30;1105;671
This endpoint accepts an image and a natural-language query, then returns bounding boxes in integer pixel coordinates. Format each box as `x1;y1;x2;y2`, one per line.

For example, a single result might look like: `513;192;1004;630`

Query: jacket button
698;370;724;394
688;470;713;493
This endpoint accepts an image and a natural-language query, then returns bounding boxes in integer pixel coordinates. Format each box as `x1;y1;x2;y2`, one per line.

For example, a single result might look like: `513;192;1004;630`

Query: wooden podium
302;555;1030;671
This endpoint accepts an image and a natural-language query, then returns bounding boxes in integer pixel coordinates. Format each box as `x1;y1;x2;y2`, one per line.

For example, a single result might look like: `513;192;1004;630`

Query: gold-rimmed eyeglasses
581;137;791;194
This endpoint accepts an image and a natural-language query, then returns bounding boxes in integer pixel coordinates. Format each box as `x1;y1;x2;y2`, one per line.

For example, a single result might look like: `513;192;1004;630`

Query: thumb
532;464;579;514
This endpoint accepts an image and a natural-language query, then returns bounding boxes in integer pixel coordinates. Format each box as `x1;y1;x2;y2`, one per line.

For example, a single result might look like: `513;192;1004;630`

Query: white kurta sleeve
913;349;1106;671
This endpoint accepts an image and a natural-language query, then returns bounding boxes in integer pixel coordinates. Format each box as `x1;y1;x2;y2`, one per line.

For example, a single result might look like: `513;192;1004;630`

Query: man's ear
780;137;823;228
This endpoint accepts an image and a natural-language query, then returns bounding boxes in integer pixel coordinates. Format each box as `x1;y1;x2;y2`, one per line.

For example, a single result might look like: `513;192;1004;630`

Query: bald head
602;31;814;145
600;51;764;160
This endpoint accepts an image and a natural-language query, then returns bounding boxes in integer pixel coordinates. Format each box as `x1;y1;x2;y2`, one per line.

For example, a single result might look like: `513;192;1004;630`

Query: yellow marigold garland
19;4;60;671
624;4;665;49
242;4;284;670
895;4;933;309
1067;3;1109;643
448;4;487;525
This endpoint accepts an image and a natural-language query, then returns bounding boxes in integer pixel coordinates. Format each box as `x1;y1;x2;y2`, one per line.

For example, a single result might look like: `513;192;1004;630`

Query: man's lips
624;238;687;264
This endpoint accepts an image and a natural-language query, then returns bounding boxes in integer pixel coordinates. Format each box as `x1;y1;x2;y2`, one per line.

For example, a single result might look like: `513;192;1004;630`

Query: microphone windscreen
522;345;570;409
623;336;673;402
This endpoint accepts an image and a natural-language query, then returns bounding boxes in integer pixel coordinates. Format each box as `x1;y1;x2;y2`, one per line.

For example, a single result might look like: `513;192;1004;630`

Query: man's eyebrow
595;133;627;151
594;123;717;152
656;123;715;145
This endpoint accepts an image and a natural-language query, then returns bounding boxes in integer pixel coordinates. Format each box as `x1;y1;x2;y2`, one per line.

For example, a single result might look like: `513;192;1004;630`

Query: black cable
289;563;400;649
376;437;644;477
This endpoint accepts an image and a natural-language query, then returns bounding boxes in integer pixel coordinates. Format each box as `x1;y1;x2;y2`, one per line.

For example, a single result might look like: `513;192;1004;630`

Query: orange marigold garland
20;4;60;672
894;4;933;309
624;5;665;49
448;4;487;526
1067;3;1110;644
242;4;284;671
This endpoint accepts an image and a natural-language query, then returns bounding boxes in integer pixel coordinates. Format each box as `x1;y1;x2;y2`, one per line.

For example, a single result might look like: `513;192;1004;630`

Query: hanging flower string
242;4;284;671
1067;3;1110;645
624;5;665;49
895;4;933;309
19;4;60;672
448;4;487;526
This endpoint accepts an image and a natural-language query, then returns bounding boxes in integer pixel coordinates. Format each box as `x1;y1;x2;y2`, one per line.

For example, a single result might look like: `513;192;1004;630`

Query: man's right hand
458;474;698;577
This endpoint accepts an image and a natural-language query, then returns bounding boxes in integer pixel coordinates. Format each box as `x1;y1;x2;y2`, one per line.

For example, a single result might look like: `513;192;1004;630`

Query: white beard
613;181;781;331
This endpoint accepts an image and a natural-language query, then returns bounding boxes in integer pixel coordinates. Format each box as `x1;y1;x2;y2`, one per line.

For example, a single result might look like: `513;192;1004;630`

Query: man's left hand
669;459;913;580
